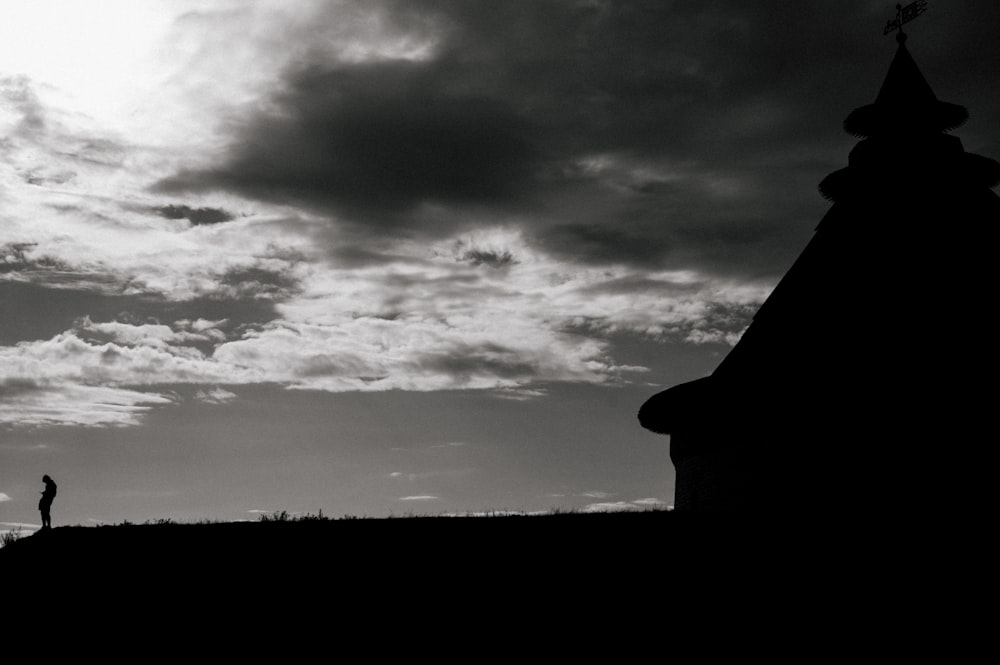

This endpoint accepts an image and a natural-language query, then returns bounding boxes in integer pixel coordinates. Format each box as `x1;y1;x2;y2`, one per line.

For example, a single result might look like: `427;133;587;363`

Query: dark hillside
4;511;685;573
3;509;956;578
1;510;978;645
1;509;800;593
3;511;712;613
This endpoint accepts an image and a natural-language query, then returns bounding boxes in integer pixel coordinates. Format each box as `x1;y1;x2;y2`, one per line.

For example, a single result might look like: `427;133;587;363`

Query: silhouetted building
638;34;1000;511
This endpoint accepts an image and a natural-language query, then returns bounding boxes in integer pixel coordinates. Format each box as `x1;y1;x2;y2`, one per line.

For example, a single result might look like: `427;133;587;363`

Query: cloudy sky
2;1;998;530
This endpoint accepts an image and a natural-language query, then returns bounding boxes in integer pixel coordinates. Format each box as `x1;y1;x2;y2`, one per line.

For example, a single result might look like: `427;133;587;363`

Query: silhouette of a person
39;475;57;530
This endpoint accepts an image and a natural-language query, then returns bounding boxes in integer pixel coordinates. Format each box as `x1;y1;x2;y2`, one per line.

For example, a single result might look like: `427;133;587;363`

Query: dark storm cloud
157;59;538;226
1;242;43;272
155;204;234;226
0;242;72;273
420;345;540;381
375;271;496;308
0;377;41;399
217;265;301;300
462;249;516;268
156;0;1000;278
329;242;409;268
534;166;818;276
580;274;703;297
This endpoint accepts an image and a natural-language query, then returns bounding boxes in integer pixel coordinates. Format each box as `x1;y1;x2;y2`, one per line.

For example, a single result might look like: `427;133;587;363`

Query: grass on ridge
1;526;23;549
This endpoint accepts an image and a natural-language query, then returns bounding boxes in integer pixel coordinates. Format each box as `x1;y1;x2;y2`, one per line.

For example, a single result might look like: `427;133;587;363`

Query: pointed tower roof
843;35;967;137
821;36;999;201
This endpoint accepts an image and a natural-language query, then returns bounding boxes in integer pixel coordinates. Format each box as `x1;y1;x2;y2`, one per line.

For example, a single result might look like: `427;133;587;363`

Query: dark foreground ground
4;511;712;621
3;508;966;579
0;509;822;592
5;510;697;577
1;510;987;650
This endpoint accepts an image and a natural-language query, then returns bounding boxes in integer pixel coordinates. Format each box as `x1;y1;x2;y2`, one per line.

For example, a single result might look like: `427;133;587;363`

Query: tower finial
884;1;928;39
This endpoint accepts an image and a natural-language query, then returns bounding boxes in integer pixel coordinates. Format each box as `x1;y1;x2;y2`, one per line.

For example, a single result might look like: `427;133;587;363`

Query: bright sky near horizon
2;1;998;532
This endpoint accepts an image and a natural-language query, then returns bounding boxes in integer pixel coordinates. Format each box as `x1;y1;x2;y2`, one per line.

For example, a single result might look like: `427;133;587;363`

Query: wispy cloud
193;386;238;405
0;442;49;451
0;493;11;502
0;380;175;428
492;387;549;401
387;469;471;482
631;498;669;507
399;495;439;502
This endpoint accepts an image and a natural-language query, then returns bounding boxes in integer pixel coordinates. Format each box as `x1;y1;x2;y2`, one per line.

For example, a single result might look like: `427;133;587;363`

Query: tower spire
841;34;967;139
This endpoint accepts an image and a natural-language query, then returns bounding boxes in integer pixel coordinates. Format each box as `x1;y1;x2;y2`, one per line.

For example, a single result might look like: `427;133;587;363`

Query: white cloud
77;316;227;349
184;319;229;333
193;387;238;404
685;327;747;346
0;219;765;427
399;495;439;502
581;491;614;499
0;493;11;502
213;315;629;392
0;332;240;386
0;242;761;425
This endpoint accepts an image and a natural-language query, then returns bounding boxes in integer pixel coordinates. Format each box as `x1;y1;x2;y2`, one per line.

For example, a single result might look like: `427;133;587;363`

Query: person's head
43;475;51;483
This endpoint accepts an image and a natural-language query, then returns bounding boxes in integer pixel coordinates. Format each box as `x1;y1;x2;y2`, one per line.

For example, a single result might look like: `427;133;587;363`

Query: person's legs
41;505;51;529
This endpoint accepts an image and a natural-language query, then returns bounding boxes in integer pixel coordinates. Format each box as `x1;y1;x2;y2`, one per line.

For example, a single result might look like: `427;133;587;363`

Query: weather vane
883;1;928;37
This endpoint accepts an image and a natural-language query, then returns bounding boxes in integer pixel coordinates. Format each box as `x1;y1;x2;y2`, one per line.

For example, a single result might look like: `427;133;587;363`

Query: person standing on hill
39;475;57;530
